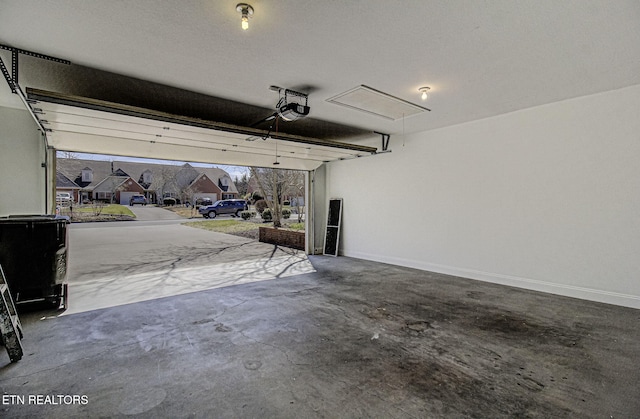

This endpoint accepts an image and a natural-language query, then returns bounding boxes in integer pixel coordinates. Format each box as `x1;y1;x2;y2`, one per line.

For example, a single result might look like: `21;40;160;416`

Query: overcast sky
57;151;250;180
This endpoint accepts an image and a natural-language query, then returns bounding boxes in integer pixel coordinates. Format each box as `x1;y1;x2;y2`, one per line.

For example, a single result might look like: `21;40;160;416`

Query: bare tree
57;150;78;159
175;165;199;203
289;174;305;222
234;172;250;197
156;167;178;203
250;167;304;228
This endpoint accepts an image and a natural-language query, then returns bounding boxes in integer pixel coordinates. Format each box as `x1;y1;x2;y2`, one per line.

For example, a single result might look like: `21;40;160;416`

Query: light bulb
418;86;430;101
237;4;253;30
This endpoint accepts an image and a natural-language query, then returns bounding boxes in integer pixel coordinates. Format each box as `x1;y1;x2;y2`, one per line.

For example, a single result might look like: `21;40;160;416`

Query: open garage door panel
28;88;378;171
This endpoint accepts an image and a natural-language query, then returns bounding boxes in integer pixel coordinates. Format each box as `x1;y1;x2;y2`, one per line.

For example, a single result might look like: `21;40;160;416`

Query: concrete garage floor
1;231;639;417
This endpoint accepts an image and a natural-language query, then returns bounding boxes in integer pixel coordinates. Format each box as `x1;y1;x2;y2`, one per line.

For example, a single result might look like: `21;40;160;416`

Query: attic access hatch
26;89;378;171
327;85;430;120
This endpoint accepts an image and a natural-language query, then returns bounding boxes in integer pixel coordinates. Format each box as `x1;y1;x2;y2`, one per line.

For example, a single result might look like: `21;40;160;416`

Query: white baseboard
345;251;640;310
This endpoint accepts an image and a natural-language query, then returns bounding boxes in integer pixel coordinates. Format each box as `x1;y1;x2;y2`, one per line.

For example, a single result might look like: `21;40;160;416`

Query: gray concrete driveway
127;205;183;221
64;221;313;314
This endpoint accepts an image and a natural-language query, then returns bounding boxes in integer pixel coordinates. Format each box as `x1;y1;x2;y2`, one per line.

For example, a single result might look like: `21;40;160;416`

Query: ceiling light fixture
418;86;431;100
236;3;253;30
418;86;430;101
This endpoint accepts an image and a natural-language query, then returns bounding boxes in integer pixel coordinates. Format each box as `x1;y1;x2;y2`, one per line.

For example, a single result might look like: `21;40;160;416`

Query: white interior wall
311;165;327;254
325;84;640;309
0;106;46;216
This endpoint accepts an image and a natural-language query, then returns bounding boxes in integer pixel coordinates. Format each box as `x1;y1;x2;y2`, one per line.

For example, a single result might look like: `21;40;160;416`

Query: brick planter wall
259;227;305;250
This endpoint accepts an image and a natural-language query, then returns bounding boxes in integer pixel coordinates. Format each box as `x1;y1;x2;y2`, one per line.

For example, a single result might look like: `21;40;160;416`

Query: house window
142;171;153;184
219;175;231;192
82;168;93;183
222;193;234;199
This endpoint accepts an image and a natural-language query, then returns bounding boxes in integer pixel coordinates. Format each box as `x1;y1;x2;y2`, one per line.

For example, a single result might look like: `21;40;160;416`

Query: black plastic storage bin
0;215;68;308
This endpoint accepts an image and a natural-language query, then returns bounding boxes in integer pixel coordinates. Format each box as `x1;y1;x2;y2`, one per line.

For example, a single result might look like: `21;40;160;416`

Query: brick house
55;171;81;203
56;158;238;204
91;174;146;204
186;173;226;203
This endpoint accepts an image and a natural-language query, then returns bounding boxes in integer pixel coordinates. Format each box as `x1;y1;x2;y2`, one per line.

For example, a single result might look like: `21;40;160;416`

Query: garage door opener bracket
374;131;392;152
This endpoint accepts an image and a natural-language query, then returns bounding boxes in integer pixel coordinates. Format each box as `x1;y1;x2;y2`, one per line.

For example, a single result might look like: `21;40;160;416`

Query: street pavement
127;205;184;221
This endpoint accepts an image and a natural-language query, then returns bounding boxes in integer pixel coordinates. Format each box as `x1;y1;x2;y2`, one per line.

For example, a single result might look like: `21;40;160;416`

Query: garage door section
119;192;138;206
27;88;378;171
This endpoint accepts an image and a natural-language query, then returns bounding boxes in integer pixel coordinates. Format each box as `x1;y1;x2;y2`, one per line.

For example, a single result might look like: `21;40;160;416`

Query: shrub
252;192;264;202
261;208;273;222
281;208;291;219
92;201;105;216
163;197;177;206
255;199;268;214
240;211;256;220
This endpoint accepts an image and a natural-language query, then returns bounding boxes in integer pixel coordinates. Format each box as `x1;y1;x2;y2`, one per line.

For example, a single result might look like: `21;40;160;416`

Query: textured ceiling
1;0;640;144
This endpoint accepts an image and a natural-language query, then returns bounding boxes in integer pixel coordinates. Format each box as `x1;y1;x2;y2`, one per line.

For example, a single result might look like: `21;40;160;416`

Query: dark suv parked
199;199;248;218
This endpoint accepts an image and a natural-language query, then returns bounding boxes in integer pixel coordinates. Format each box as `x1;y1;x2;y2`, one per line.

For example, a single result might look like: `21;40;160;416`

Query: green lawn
184;219;260;234
70;204;136;217
184;219;305;236
287;222;305;231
